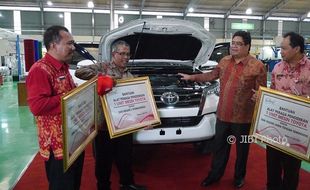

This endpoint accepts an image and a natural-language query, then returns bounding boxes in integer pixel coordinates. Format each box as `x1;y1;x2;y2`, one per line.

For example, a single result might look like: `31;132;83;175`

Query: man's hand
251;89;258;102
97;74;114;96
178;73;192;81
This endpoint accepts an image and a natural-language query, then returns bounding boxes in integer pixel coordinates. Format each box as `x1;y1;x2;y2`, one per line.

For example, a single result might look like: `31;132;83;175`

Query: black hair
283;32;305;53
233;30;251;52
43;25;69;50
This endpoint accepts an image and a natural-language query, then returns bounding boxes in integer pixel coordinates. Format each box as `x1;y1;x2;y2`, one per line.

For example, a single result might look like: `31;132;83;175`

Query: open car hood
98;18;216;68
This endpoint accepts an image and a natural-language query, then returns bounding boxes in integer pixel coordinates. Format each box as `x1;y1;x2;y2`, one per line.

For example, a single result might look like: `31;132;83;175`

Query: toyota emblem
160;92;179;105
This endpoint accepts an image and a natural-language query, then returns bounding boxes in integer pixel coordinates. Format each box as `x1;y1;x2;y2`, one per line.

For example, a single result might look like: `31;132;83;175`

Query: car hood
98;18;216;68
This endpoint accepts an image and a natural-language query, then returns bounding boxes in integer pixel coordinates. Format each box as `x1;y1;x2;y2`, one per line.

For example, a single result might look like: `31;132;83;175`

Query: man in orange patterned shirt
179;31;267;188
26;26;84;190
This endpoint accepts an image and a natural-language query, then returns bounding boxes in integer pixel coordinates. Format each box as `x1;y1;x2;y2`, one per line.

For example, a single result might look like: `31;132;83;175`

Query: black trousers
208;119;251;181
44;150;85;190
93;130;134;190
266;146;301;190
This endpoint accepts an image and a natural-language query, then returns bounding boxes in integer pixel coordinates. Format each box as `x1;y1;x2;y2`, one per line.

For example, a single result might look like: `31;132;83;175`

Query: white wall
0;39;15;56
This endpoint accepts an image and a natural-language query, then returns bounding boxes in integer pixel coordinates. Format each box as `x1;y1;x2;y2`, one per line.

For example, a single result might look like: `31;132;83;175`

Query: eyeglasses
115;52;131;57
231;41;245;47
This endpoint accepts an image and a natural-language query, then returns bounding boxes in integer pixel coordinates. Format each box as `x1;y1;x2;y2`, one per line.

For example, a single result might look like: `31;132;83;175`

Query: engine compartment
127;63;216;108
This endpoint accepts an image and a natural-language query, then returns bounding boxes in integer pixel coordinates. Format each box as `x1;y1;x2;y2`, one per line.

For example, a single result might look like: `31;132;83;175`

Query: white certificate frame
61;77;98;171
250;86;310;161
100;76;161;138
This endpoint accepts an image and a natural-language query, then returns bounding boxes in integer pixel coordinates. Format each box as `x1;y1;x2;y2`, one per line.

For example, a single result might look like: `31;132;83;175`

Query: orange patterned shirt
193;55;267;123
26;53;76;160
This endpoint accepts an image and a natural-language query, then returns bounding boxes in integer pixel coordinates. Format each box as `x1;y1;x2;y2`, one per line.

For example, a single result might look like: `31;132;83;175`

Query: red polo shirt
26;53;76;160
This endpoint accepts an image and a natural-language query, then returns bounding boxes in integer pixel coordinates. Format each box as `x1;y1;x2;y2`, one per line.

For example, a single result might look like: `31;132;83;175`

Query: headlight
203;81;220;96
198;80;219;115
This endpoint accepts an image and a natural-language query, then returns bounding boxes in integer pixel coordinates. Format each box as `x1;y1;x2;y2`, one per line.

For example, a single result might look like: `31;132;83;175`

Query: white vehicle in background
98;18;219;149
72;19;231;153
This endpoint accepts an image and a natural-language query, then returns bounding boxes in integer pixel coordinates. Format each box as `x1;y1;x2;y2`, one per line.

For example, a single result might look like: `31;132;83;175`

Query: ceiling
0;0;309;20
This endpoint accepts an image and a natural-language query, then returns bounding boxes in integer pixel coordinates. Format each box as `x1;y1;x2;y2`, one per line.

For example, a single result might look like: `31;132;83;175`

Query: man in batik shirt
75;40;147;190
267;32;310;190
26;25;84;190
179;31;267;188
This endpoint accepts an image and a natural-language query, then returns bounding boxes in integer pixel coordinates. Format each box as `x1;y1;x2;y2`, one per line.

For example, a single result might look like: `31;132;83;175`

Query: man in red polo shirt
26;25;84;190
179;31;267;188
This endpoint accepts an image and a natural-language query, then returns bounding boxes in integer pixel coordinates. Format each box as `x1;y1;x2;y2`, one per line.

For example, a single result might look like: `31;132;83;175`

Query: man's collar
282;54;307;67
231;54;251;65
45;53;68;70
111;61;128;72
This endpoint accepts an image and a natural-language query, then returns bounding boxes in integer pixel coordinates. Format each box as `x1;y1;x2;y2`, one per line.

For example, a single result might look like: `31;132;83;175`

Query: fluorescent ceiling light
307;12;310;17
187;13;224;18
142;11;183;16
0;6;40;11
157;15;163;19
47;1;53;6
228;15;262;20
124;4;129;9
44;8;93;13
94;9;110;14
267;17;298;21
87;1;94;8
246;8;252;15
188;7;194;13
115;10;139;15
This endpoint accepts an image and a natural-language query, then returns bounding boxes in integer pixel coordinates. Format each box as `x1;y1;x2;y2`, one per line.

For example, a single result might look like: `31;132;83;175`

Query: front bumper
133;112;216;144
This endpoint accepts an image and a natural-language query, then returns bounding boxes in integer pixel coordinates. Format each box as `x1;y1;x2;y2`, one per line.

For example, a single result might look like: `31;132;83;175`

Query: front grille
154;116;204;128
154;89;203;108
130;72;216;108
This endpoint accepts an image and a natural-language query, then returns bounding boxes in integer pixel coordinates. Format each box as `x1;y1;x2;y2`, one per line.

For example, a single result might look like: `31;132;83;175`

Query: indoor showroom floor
0;80;309;190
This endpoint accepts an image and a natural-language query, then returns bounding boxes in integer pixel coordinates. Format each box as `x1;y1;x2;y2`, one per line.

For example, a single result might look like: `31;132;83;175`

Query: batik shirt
192;54;267;123
26;53;76;160
271;55;310;97
75;61;133;130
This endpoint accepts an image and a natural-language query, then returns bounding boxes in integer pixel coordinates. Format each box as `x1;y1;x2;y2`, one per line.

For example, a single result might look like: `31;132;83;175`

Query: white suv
98;18;219;144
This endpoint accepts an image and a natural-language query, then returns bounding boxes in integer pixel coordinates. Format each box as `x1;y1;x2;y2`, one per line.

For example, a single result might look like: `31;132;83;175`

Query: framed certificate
100;76;161;138
250;86;310;161
61;77;98;171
